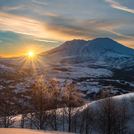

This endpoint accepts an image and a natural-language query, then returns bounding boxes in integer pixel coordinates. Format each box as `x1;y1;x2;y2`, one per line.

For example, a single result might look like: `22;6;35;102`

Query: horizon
0;0;133;57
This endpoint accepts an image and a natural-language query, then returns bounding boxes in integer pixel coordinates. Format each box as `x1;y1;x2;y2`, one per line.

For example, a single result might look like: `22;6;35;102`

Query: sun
27;51;35;58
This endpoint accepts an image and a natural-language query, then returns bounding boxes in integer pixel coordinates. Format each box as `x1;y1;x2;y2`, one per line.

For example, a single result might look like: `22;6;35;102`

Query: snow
0;38;133;100
42;38;134;65
0;64;15;73
0;38;134;79
77;82;101;94
0;128;72;134
0;93;133;134
79;92;134;112
36;38;134;81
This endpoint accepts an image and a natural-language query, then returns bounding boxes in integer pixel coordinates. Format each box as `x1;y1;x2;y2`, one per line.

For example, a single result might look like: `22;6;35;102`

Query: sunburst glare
27;51;35;58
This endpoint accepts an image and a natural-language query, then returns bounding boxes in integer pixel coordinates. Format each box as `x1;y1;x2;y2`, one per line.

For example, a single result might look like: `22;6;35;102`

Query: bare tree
117;99;129;134
28;75;50;129
0;86;17;128
61;107;66;131
17;91;31;128
97;97;117;134
79;107;95;134
46;80;62;130
96;97;129;134
63;82;84;132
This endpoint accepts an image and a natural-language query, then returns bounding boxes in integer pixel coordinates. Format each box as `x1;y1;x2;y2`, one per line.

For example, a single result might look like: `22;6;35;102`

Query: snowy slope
42;38;134;61
4;93;134;133
78;92;134;111
40;38;134;80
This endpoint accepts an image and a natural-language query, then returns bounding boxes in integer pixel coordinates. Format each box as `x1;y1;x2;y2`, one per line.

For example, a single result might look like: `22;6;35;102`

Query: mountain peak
42;37;134;58
62;39;87;46
90;37;118;45
63;38;120;48
92;37;114;41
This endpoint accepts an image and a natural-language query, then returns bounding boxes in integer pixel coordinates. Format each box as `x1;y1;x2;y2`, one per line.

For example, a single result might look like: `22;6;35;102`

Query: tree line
0;75;133;134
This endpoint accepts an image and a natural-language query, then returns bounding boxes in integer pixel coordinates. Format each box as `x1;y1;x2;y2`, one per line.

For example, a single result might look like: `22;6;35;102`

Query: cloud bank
0;12;129;40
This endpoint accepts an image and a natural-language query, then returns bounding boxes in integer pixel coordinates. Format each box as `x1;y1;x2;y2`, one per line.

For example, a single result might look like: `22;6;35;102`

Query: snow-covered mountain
40;38;134;98
42;38;134;62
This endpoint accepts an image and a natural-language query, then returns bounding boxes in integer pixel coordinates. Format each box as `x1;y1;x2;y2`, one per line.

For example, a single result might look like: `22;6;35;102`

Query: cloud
0;12;133;48
0;12;63;44
0;5;23;11
0;13;48;39
33;38;60;43
32;0;48;6
0;12;118;41
44;15;129;40
106;0;134;14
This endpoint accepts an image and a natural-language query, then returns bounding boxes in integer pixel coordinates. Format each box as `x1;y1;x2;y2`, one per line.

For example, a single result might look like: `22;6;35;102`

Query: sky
0;0;133;57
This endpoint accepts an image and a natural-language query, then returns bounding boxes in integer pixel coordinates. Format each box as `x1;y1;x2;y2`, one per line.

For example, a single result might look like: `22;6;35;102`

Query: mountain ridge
41;38;134;60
